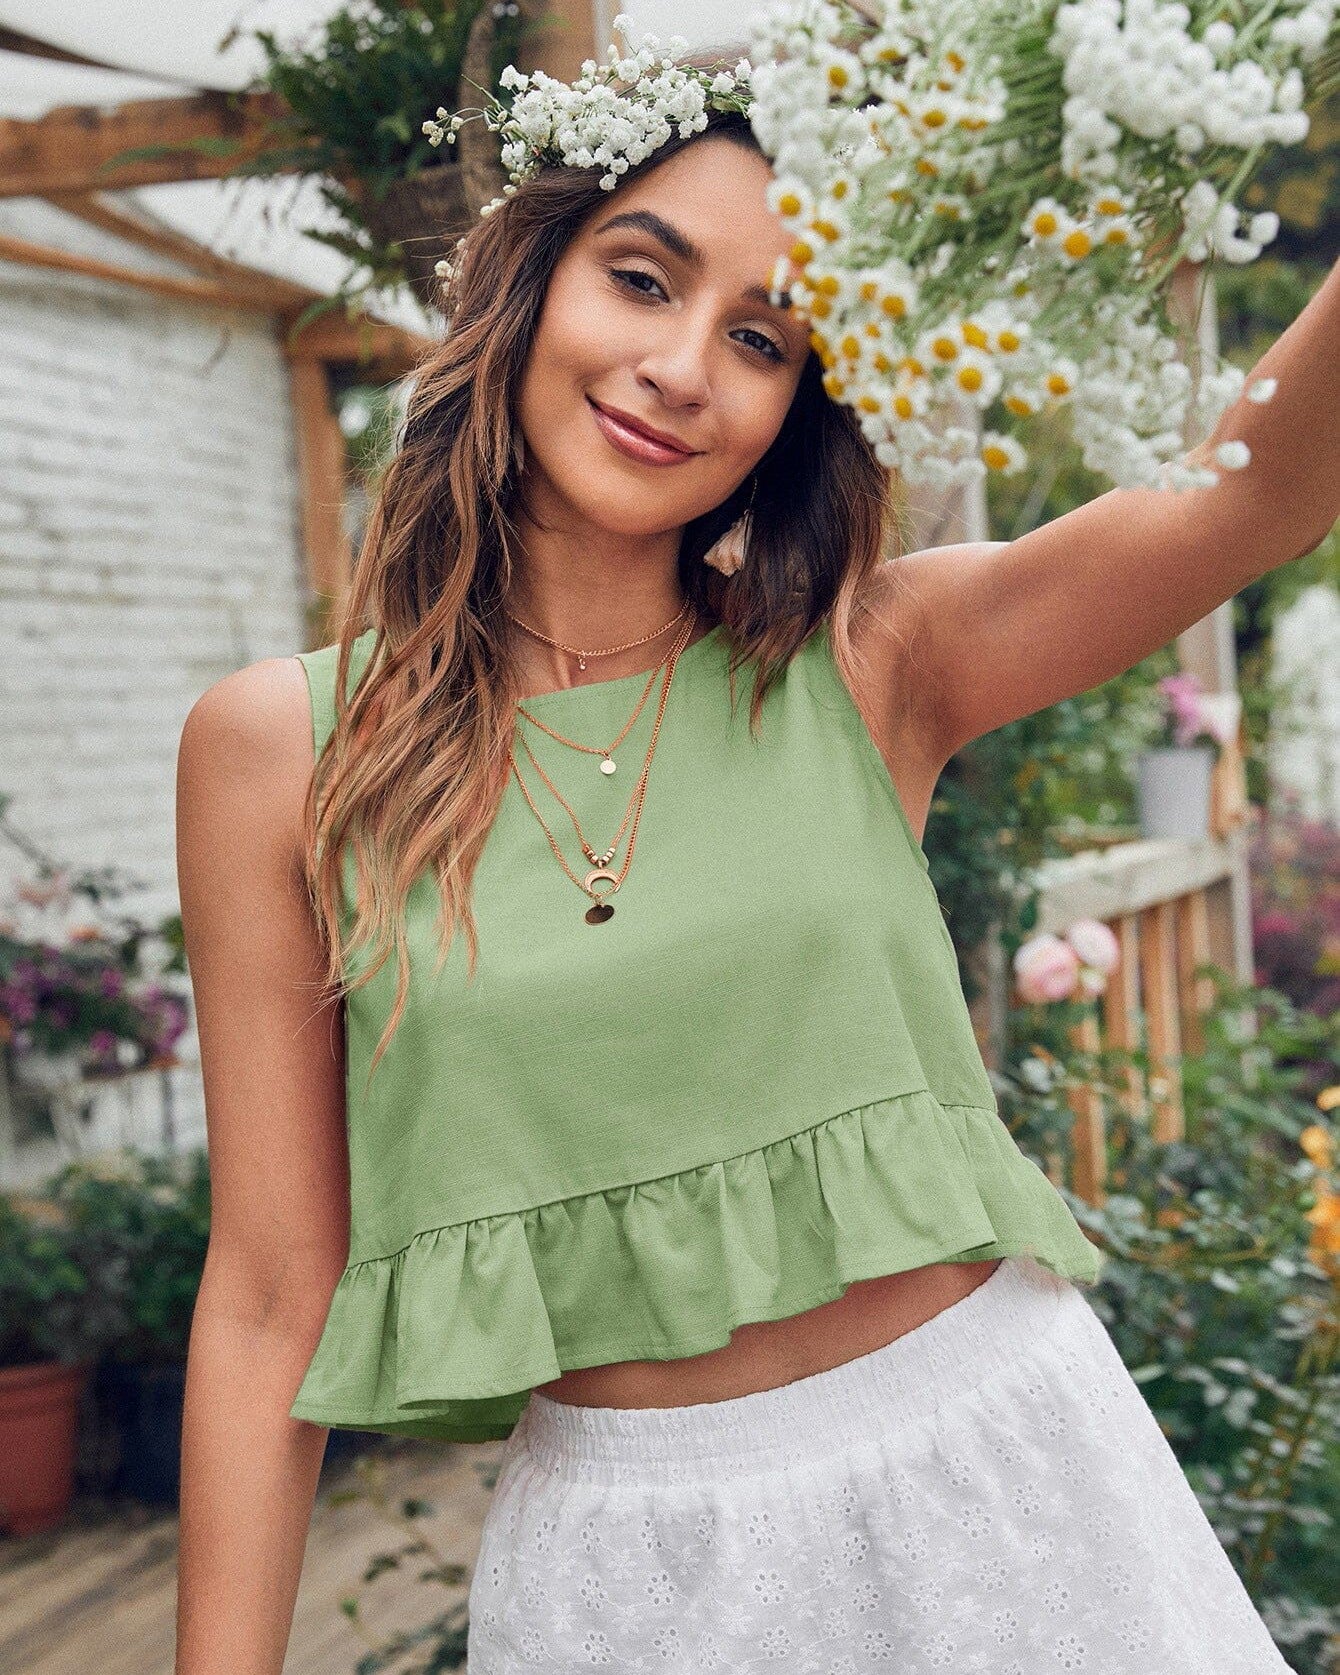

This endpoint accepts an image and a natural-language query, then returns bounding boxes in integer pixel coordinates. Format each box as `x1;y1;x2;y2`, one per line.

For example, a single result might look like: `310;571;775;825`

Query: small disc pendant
600;756;616;775
585;901;614;924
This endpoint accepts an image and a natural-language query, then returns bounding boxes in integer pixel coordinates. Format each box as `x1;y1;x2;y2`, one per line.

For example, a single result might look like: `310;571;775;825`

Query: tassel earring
702;473;758;576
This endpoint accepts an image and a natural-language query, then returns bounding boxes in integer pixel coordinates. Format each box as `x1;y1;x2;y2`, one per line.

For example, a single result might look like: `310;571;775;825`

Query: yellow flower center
1062;229;1092;259
1032;210;1059;237
982;443;1011;470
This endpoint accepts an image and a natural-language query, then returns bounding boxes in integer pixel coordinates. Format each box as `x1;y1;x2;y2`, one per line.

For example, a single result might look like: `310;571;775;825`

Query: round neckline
514;622;727;708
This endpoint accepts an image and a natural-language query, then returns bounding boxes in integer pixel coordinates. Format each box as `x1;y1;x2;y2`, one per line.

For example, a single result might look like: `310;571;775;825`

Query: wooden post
1101;912;1149;1128
287;358;353;646
1168;258;1256;993
1067;1007;1107;1205
1139;899;1185;1142
1174;889;1215;1059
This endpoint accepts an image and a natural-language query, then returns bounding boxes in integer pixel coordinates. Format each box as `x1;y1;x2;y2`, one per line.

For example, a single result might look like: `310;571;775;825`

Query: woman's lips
587;398;698;466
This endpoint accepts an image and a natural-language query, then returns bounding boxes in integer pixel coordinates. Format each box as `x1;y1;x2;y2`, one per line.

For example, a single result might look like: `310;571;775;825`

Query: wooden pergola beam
0;89;290;197
0;228;294;311
42;189;314;312
1;201;435;376
0;26;139;73
278;310;433;375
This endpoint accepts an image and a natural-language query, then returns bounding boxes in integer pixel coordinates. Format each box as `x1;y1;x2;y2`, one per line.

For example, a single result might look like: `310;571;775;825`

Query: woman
173;56;1338;1675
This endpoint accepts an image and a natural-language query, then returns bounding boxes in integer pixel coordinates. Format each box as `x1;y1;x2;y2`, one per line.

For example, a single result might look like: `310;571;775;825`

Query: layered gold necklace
509;607;698;925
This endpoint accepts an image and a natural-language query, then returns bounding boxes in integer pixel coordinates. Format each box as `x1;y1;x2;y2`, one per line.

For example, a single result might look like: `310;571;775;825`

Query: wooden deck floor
0;1437;501;1675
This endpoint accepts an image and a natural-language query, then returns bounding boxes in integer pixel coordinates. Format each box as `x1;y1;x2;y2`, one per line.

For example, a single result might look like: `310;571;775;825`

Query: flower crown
422;13;754;218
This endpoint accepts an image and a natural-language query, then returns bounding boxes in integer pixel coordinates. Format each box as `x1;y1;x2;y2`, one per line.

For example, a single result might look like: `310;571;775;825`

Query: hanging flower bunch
745;0;1336;491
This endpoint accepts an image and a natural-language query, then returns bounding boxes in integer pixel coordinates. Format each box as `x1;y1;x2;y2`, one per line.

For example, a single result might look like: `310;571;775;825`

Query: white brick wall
0;200;314;1167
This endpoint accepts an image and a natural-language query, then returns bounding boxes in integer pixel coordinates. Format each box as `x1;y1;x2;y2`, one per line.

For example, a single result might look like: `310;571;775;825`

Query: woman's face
515;136;811;544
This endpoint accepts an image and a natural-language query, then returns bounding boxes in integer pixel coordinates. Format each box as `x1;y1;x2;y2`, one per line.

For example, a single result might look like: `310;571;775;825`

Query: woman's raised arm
173;653;351;1675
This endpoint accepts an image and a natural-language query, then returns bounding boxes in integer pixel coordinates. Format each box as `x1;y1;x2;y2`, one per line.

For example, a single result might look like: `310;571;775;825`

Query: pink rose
1065;918;1120;974
1013;933;1080;1003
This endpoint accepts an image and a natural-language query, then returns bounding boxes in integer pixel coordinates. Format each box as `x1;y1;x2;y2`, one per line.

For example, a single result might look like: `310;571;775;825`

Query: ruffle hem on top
288;1086;1105;1441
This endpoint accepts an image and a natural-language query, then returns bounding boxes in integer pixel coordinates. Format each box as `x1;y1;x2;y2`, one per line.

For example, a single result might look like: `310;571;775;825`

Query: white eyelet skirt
466;1255;1294;1673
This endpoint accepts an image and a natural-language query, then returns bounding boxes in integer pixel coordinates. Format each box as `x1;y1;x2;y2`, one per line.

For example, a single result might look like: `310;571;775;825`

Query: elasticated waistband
518;1254;1077;1487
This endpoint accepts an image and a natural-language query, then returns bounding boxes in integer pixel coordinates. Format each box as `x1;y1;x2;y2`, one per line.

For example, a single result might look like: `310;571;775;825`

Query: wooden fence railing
1022;729;1254;1206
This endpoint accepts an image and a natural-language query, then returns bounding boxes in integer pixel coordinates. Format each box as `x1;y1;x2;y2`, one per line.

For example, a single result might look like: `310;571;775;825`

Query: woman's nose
634;314;715;408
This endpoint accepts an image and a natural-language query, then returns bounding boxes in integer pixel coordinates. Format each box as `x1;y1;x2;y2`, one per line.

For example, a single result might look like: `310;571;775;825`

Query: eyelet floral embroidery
466;1261;1291;1674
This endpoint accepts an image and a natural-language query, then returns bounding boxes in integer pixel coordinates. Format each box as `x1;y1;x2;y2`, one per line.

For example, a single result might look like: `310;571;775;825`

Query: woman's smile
586;395;703;466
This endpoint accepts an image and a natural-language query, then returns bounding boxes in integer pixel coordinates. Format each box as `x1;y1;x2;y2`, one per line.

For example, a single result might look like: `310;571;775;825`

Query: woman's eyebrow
592;208;794;311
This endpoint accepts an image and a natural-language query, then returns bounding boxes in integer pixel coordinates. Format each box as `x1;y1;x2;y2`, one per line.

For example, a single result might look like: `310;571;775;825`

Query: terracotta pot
0;1358;89;1536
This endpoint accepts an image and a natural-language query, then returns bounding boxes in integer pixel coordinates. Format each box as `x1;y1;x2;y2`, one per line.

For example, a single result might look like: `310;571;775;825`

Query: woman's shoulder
177;653;316;881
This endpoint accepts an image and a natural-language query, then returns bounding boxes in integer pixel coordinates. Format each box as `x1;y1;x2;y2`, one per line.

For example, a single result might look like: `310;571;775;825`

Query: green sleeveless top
288;618;1103;1441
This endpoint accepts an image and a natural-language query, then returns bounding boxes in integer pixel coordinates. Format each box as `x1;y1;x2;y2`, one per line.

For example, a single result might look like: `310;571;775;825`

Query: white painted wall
0;196;312;1170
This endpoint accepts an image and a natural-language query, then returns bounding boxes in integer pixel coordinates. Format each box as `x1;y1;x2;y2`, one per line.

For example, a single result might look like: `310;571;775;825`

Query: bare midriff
531;1257;1004;1409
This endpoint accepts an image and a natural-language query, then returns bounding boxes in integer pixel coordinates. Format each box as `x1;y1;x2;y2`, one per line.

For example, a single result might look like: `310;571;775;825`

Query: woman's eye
607;269;786;364
609;267;666;300
736;328;787;364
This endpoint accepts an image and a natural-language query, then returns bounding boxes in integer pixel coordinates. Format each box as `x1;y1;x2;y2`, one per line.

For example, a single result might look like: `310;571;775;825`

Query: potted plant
0;795;191;1178
46;1150;211;1507
224;0;537;316
0;1191;97;1536
1136;673;1241;841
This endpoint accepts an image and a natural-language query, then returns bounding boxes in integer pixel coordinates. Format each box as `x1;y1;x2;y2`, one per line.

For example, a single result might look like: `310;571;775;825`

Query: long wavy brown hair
304;72;917;1082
